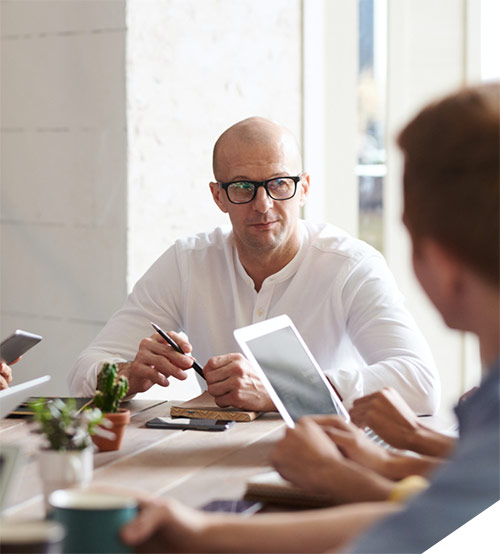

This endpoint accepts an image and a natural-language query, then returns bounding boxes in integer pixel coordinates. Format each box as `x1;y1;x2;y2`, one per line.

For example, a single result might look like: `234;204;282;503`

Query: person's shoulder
173;225;233;252
304;221;382;262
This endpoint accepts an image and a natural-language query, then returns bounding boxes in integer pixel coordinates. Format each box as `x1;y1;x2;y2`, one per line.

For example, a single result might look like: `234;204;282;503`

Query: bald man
69;117;439;414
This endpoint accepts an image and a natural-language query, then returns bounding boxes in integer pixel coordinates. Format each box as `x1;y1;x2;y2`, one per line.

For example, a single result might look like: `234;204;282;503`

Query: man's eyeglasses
218;175;302;204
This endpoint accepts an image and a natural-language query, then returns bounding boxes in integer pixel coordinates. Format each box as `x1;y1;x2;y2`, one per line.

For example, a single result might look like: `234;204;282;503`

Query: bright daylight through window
357;0;387;253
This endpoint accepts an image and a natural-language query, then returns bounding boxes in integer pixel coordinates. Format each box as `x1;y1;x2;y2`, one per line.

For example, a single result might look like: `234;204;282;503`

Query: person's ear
419;239;464;298
209;181;228;213
298;173;310;207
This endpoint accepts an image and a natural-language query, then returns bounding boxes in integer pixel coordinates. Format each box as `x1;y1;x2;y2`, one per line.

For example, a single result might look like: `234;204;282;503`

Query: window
357;0;387;252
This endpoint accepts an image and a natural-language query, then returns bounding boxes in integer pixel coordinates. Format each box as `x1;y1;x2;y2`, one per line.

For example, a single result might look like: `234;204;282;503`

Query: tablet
0;330;42;365
0;375;51;419
234;315;350;427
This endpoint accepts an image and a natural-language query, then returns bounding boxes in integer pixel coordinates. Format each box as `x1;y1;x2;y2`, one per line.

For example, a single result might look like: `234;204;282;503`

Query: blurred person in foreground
121;83;499;553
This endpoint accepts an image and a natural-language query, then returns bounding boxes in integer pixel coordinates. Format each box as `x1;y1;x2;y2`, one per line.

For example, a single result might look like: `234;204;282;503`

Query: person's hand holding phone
116;330;196;395
0;362;13;390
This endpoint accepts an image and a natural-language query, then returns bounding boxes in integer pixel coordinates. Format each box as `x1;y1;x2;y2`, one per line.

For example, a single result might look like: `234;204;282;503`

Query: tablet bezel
234;314;349;427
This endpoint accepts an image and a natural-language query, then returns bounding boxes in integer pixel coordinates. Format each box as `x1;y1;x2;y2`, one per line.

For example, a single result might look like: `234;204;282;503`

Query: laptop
0;375;51;419
234;314;350;427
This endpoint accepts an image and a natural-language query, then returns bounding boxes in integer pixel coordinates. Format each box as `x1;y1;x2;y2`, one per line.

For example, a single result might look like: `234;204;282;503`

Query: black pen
151;322;206;381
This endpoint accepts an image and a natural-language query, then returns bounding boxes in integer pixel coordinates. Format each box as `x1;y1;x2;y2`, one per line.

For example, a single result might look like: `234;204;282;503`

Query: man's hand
310;415;393;478
116;331;196;395
0;362;13;390
270;417;393;504
349;388;456;458
203;353;276;412
349;387;420;451
270;417;345;495
121;496;209;553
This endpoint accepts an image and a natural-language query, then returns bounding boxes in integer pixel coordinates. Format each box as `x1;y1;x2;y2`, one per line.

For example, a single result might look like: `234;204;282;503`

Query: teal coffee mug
49;489;138;554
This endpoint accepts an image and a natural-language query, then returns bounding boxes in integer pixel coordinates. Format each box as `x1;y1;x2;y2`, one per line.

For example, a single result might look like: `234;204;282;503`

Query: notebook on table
170;391;260;422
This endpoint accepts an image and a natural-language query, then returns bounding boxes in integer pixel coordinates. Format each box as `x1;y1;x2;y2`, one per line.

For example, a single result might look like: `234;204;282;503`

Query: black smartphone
0;330;42;365
145;417;235;431
200;499;263;515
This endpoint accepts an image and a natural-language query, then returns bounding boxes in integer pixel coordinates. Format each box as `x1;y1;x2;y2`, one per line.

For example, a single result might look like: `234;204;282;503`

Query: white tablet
234;315;349;427
0;375;51;419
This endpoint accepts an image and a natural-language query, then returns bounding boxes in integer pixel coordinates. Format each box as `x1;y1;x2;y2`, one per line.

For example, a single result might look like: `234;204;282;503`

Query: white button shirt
68;221;440;413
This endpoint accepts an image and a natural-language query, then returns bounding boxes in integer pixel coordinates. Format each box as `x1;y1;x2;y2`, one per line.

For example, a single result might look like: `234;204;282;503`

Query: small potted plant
91;362;130;452
30;397;104;509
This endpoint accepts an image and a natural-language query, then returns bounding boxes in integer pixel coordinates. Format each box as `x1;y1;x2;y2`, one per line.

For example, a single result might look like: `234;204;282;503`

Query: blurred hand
203;353;275;411
0;362;13;390
270;416;344;494
349;388;419;451
117;331;195;395
270;417;392;503
309;415;393;478
121;496;207;553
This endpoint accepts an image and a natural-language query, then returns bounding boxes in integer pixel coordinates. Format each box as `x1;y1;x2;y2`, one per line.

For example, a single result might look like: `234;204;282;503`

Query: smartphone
0;330;42;365
201;499;263;515
145;417;235;431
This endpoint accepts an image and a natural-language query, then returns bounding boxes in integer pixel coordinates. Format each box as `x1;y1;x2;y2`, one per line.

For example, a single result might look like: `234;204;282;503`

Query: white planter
38;447;93;512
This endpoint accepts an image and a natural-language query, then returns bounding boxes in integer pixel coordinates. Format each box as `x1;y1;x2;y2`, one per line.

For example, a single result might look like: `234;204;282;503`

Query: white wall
302;0;359;236
0;0;302;396
126;0;302;287
0;0;128;395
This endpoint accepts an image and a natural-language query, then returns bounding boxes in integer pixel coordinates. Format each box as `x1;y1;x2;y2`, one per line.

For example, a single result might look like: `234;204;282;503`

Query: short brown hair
398;82;500;286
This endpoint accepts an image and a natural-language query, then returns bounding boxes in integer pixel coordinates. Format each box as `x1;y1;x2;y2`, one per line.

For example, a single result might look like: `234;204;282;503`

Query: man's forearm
409;423;456;458
116;361;132;378
115;362;138;398
385;451;445;481
321;461;395;504
195;503;400;553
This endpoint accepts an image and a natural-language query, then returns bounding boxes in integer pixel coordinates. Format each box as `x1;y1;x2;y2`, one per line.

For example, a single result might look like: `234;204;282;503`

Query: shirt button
257;308;264;317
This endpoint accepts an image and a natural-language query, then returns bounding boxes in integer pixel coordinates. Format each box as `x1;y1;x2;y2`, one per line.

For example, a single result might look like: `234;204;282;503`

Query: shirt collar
233;220;308;289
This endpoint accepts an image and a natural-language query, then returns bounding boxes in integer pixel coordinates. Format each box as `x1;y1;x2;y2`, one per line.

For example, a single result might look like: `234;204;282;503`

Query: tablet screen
247;326;342;422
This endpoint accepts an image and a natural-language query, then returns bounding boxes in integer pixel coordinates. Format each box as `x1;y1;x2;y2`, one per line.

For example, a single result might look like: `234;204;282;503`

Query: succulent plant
93;362;129;413
30;397;103;451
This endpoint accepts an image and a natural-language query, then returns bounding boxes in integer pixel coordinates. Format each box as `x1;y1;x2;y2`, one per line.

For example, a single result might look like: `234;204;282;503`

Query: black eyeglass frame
217;175;302;204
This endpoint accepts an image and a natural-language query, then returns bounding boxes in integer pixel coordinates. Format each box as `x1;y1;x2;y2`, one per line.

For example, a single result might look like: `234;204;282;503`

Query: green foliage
93;362;129;413
29;398;103;451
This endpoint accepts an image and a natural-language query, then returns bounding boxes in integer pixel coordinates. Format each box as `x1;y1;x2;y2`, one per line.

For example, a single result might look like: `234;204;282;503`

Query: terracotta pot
91;409;130;452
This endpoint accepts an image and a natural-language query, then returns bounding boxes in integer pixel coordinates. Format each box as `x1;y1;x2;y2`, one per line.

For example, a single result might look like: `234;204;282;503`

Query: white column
0;0;128;395
302;0;358;236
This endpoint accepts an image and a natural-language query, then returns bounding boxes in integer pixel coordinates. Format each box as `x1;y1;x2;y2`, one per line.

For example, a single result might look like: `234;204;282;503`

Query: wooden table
0;398;286;520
